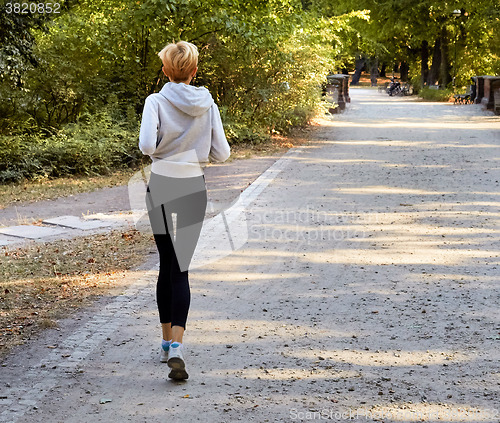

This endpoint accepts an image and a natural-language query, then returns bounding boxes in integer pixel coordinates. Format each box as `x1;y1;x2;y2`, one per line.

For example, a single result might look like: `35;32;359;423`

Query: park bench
454;85;473;105
494;89;500;115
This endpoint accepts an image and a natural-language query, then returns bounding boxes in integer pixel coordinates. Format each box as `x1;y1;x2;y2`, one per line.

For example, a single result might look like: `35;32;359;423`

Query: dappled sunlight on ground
3;88;498;423
292;348;470;367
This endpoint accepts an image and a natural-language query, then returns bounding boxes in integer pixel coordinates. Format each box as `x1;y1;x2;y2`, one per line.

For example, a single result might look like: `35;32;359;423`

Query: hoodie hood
159;82;214;117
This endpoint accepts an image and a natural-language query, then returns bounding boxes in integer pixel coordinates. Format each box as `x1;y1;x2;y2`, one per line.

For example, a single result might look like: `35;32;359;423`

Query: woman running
139;41;230;380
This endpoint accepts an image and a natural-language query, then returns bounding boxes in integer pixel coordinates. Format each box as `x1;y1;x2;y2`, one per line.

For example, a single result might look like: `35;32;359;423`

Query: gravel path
1;88;499;423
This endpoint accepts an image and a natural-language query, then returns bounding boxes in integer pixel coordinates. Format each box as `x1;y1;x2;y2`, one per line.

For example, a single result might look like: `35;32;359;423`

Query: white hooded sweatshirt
139;82;230;178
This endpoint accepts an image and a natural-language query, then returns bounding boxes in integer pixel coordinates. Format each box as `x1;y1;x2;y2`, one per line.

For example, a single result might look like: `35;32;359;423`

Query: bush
0;108;145;183
1;0;352;181
419;87;453;102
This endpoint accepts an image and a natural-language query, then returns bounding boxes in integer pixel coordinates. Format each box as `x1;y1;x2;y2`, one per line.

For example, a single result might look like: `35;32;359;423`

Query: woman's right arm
139;96;159;155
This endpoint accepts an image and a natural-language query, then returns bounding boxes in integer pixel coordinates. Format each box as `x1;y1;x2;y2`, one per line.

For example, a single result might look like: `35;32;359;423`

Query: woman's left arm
209;103;230;162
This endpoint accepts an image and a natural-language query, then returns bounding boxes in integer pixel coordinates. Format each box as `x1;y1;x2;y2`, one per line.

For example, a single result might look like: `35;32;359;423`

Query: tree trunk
380;63;386;77
351;56;365;85
400;61;409;82
427;38;441;86
439;27;452;87
420;40;429;88
370;57;379;86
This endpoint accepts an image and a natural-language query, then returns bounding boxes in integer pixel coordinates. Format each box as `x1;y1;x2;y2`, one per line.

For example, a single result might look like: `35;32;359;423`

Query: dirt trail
1;88;499;423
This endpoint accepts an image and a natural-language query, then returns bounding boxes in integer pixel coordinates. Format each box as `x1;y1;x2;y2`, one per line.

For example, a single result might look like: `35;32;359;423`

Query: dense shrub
0;109;145;183
419;87;453;102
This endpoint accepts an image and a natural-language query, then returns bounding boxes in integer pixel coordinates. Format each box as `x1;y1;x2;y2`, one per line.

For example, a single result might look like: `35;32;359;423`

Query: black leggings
146;173;207;328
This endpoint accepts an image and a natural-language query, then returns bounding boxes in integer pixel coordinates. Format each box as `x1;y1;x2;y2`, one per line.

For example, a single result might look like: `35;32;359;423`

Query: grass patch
419;87;453;102
0;228;155;359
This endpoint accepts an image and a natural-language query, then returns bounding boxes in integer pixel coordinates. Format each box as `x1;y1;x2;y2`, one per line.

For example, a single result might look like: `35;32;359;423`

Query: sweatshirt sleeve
138;95;159;155
209;103;231;162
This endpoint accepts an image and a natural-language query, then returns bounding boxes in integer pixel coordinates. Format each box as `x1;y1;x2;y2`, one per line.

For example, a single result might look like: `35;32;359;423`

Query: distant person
387;77;401;96
139;41;230;380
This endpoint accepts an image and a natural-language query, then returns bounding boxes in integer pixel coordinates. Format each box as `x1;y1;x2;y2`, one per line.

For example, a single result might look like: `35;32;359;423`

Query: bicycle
400;83;414;96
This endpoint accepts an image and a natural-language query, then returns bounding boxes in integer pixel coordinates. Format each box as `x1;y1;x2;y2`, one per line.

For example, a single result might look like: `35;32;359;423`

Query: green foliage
1;0;380;181
419;87;453;102
0;3;48;88
2;0;359;182
0;108;144;183
311;0;500;89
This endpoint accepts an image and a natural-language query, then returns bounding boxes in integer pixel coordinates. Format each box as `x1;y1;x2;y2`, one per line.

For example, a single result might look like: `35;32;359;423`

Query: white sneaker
167;343;189;380
160;340;170;363
160;348;169;363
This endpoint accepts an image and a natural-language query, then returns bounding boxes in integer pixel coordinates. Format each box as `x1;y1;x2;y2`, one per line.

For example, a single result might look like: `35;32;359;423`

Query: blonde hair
158;41;198;82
